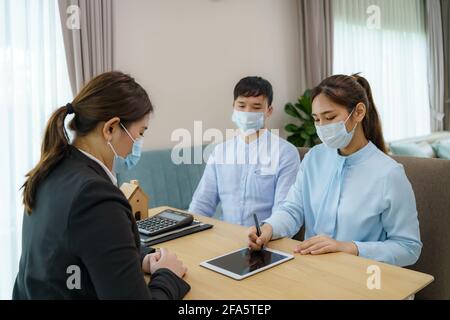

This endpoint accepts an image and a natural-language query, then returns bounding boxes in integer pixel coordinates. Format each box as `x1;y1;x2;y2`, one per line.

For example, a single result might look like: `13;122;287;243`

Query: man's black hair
233;76;273;106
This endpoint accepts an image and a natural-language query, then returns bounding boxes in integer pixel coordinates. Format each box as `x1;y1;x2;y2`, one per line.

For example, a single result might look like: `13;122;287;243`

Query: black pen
253;213;263;249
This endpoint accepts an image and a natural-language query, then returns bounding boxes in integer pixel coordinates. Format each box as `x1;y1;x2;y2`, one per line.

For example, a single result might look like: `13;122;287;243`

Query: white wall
113;0;304;150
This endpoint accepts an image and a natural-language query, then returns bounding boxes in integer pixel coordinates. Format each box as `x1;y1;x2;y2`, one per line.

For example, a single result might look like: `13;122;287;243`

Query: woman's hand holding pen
247;223;273;251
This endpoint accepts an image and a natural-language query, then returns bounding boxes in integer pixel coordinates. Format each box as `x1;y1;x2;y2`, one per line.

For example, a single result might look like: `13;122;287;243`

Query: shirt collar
77;148;118;186
236;129;270;147
336;141;377;166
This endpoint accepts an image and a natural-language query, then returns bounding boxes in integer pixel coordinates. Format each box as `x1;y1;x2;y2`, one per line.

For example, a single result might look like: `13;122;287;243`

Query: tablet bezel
199;247;294;280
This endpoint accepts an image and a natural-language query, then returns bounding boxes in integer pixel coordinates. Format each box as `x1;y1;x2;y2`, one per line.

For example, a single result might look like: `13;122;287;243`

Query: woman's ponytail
22;105;71;213
352;74;387;153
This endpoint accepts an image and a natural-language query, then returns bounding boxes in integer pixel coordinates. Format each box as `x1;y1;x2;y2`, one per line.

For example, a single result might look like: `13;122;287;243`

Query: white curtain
332;0;431;142
0;0;72;299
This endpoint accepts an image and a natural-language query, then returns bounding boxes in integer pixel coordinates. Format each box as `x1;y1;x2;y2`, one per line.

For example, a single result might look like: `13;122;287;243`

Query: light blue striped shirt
189;130;300;226
265;141;422;267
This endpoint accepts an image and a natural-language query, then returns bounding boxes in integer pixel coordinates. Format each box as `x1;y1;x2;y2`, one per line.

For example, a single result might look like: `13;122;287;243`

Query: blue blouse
264;141;422;267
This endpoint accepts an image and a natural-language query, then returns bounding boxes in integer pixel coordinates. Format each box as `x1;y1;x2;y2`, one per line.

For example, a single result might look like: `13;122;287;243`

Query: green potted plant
284;89;321;147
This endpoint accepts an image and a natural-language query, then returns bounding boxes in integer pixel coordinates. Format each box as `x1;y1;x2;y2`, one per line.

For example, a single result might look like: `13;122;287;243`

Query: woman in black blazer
13;71;190;299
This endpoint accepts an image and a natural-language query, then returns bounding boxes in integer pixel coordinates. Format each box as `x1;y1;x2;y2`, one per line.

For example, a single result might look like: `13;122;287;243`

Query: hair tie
66;103;74;115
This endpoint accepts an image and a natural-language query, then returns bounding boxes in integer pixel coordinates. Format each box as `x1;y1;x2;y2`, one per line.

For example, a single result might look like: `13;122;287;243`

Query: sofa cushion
298;147;450;300
389;141;436;158
432;139;450;159
117;145;207;210
388;131;450;145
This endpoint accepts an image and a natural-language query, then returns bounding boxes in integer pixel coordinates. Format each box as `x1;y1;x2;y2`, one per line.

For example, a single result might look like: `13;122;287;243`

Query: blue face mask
315;110;357;149
108;123;143;173
231;110;265;136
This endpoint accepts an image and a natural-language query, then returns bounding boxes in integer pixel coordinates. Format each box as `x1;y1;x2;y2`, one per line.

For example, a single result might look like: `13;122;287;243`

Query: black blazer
13;146;190;299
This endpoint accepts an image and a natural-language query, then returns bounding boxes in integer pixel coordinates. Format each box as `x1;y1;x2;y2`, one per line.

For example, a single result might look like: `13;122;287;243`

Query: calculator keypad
137;216;178;235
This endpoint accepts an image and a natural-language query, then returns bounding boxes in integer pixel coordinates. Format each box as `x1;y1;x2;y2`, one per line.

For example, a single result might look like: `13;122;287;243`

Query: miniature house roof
120;180;149;201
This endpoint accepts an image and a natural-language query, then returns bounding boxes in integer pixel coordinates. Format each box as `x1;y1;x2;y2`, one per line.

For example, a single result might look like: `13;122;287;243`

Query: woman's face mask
315;109;357;149
107;123;143;173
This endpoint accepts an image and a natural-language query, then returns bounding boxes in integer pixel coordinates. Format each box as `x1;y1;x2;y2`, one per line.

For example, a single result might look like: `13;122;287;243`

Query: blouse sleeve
353;165;422;267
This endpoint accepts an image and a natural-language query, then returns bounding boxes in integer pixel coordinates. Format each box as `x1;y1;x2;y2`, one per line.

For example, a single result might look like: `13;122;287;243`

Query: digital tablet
200;247;294;280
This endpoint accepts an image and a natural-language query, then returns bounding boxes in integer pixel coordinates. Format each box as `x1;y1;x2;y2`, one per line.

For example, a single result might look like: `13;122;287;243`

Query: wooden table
146;206;434;300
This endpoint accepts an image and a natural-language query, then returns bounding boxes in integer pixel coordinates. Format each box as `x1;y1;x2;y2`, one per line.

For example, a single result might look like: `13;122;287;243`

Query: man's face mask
107;123;143;173
231;110;265;136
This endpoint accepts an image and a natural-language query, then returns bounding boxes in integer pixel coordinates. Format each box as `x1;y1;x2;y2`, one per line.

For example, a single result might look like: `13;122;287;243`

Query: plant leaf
295;97;312;118
287;134;305;147
300;131;310;140
285;89;322;148
284;103;301;119
299;89;313;114
304;122;316;135
285;124;300;133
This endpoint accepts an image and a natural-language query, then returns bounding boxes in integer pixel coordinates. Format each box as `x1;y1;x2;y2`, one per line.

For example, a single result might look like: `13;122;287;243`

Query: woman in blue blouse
248;74;422;267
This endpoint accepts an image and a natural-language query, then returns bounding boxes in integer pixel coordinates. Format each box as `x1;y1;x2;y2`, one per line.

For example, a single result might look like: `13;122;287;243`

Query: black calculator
137;209;194;236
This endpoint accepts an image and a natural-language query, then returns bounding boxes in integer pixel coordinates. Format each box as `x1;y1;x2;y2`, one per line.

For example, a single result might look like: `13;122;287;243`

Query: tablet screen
206;248;288;276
